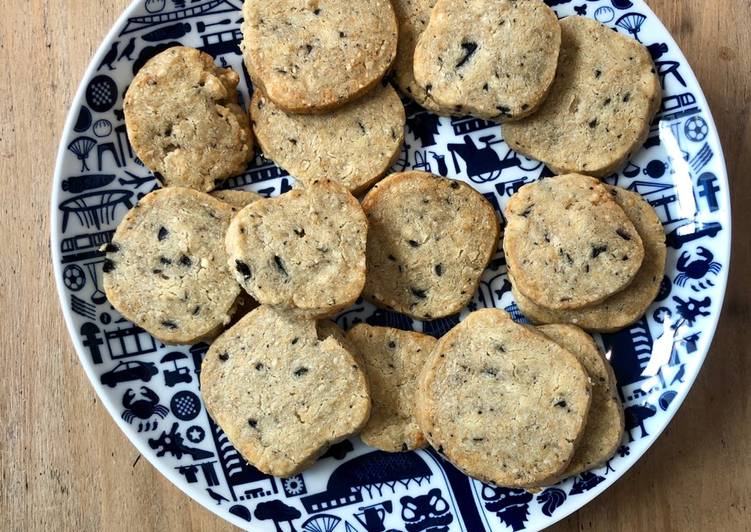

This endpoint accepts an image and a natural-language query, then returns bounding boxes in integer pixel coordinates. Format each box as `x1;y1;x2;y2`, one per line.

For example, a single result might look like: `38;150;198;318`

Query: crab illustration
121;386;169;432
674;247;721;287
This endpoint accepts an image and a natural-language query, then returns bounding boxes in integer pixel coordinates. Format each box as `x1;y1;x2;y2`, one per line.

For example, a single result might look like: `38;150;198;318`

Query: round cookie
102;187;240;344
242;0;398;113
201;306;371;477
211;189;263;209
251;84;406;194
346;324;436;452
362;171;499;320
416;309;591;488
124;47;253;192
537;324;624;479
512;186;667;333
503;174;645;310
226;180;367;318
503;16;662;176
413;0;560;121
391;0;442;112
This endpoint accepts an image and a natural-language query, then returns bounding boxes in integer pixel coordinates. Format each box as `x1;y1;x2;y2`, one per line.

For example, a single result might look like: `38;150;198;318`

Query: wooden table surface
1;1;749;530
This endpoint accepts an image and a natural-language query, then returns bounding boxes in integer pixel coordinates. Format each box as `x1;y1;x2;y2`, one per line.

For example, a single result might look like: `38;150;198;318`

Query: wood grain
0;1;748;530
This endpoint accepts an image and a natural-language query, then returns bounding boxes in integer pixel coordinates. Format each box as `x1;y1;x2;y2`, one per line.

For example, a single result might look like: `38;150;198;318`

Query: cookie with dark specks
124;47;253;192
201;306;371;477
362;171;499;320
537;324;624;479
251;84;405;194
504;174;645;310
513;185;666;332
102;187;240;344
391;0;442;111
226;180;367;318
503;16;662;176
242;0;398;113
346;324;436;452
413;0;560;121
415;309;591;488
211;189;263;209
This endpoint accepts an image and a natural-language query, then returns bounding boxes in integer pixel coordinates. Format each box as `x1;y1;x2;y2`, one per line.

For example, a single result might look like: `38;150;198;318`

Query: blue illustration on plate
536;488;567;518
51;1;730;530
481;485;534;531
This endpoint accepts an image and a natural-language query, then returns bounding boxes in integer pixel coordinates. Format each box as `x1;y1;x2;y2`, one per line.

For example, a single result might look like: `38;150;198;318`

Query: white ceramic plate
52;1;731;530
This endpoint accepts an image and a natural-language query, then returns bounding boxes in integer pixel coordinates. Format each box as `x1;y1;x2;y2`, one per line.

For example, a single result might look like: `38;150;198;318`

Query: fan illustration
68;136;97;171
58;190;133;232
302;514;341;532
616;12;647;41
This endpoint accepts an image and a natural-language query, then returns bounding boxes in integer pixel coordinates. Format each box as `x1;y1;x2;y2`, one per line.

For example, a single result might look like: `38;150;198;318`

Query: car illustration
100;361;158;388
666;221;722;249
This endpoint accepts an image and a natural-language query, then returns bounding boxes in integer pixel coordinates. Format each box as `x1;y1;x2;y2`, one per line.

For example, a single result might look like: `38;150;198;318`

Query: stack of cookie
242;0;406;195
416;310;624;489
399;1;661;176
504;174;667;333
99;0;670;487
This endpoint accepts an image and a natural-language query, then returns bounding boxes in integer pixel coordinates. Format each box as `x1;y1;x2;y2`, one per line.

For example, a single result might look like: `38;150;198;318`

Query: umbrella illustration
68;136;97;171
616;12;647;42
160;351;188;368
